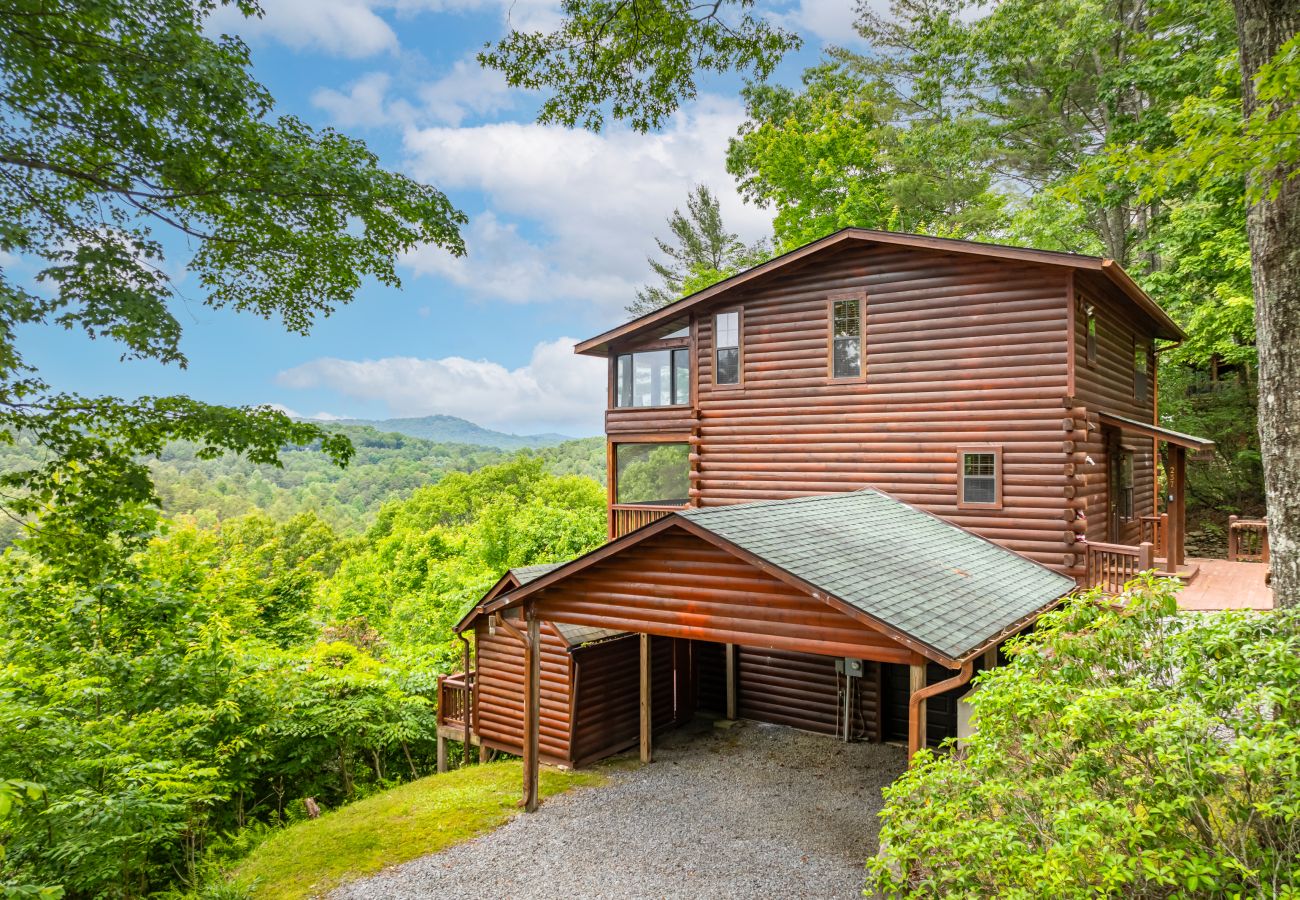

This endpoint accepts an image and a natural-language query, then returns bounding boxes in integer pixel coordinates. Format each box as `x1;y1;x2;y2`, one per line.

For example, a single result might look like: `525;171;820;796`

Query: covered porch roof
482;490;1076;668
1098;412;1215;451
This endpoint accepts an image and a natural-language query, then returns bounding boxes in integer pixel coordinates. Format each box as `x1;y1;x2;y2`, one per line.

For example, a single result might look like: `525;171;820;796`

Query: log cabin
442;228;1224;811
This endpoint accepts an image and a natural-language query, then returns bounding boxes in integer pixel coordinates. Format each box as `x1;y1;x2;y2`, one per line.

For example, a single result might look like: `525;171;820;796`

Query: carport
480;489;1075;811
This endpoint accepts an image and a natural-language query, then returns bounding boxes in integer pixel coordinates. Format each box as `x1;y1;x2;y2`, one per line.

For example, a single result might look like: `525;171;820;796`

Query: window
1085;307;1098;365
1134;341;1150;402
715;311;740;385
614;348;691;408
830;296;863;379
615;442;689;505
958;447;1002;509
1118;448;1134;520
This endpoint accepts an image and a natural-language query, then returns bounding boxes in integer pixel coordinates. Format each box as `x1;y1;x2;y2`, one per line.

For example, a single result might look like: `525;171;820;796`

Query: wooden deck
1176;557;1274;611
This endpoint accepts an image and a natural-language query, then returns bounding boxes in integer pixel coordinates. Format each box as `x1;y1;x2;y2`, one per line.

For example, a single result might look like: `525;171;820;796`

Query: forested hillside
0;428;604;545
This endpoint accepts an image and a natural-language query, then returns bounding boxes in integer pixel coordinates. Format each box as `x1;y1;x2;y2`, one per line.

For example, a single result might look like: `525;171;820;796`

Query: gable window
615;348;691;408
715;311;740;386
958;446;1002;509
830;295;864;379
1085;306;1098;365
1134;341;1150;402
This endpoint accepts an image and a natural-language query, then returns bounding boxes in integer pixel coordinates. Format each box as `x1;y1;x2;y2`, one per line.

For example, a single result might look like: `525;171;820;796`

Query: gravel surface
331;719;907;900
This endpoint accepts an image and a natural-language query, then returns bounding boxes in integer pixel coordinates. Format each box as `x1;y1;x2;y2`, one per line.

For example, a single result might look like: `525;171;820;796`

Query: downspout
907;659;974;762
458;631;473;763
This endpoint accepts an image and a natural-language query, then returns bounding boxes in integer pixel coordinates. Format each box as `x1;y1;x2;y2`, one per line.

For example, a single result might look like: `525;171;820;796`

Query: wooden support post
436;735;448;774
908;664;927;755
1170;445;1187;569
523;610;541;813
983;646;997;672
478;742;490;763
640;633;652;764
460;635;472;766
1228;514;1239;562
724;642;737;720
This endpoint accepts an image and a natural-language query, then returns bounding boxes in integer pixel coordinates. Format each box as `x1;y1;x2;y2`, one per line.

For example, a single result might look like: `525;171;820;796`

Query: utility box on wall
957;683;980;747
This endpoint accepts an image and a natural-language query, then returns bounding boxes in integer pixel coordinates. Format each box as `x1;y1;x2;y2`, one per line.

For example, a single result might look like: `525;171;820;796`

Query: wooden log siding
737;647;881;741
473;617;575;764
525;527;923;664
570;635;641;765
1073;284;1160;550
679;245;1078;569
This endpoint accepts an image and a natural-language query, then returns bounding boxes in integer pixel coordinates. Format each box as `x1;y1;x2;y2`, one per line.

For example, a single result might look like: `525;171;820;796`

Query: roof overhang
1099;412;1215;451
575;228;1185;356
477;504;1069;668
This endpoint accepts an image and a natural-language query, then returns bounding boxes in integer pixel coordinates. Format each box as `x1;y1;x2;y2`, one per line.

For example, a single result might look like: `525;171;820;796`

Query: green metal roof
678;490;1075;661
509;564;627;647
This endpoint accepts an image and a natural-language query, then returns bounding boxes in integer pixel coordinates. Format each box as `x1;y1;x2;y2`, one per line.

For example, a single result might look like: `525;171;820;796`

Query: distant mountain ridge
317;414;576;450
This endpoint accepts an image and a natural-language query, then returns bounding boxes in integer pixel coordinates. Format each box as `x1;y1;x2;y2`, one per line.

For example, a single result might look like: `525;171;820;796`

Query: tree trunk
1233;0;1300;606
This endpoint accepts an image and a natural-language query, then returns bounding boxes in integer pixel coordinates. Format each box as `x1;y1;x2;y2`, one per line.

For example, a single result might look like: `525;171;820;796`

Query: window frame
956;444;1004;511
611;344;692;410
827;292;867;382
610;436;692;507
1133;337;1150;403
712;307;744;389
1085;306;1099;366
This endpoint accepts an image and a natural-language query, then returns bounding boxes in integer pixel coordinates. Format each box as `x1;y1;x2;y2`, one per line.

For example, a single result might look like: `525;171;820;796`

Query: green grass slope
232;762;604;900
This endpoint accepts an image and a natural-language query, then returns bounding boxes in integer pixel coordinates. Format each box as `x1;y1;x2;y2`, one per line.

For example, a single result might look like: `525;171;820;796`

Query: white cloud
275;337;606;433
209;0;397;58
264;403;345;421
779;0;866;44
400;95;773;315
396;0;564;33
312;59;520;129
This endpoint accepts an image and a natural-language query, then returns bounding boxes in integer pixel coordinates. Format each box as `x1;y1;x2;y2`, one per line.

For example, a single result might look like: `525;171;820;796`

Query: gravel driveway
331;719;907;899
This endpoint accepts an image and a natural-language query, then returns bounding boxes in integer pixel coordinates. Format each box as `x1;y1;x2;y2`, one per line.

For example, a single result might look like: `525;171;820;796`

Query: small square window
1134;342;1149;402
959;448;1002;509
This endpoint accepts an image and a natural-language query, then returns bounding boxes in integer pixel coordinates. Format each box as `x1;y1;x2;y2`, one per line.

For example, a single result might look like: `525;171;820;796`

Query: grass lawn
231;761;605;900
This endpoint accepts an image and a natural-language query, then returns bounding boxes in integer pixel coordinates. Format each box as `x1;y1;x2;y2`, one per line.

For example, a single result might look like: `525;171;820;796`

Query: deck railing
1228;516;1269;563
437;671;474;729
609;503;683;539
1085;541;1156;594
1139;514;1168;558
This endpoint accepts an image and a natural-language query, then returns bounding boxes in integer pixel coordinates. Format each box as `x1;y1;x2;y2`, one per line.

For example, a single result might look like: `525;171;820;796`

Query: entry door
1105;428;1122;543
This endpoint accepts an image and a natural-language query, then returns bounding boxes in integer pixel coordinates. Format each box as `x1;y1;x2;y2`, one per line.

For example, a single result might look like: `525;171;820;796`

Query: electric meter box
835;658;865;677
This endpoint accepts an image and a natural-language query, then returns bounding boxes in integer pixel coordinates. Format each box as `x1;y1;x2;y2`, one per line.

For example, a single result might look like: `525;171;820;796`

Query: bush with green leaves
869;577;1300;898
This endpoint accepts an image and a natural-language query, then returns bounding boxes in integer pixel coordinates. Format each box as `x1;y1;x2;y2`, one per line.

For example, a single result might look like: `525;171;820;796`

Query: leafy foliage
479;0;799;132
869;577;1300;898
0;460;605;897
628;185;769;316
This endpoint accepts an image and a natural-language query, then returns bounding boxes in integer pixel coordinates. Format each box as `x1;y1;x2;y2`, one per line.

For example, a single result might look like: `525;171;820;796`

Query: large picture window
715;311;740;385
958;446;1003;509
830;295;863;379
615;443;689;505
615;348;691;408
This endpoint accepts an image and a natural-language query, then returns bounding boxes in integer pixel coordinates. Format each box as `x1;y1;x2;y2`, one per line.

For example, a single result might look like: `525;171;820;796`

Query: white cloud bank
400;96;773;314
209;0;398;57
276;337;606;433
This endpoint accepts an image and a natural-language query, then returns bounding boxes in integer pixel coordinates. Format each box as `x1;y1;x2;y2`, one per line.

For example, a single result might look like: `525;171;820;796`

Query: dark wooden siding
737;647;880;741
881;662;964;748
1072;283;1160;548
474;617;574;764
682;244;1075;571
570;635;639;765
528;526;920;664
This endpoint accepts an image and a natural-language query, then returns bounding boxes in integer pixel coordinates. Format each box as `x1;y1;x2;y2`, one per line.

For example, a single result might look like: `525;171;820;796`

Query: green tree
479;0;800;132
0;0;469;579
629;185;769;316
869;576;1300;897
727;54;1007;250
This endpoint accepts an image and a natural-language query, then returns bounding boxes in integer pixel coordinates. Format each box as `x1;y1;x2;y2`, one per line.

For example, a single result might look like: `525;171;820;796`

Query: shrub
868;576;1300;898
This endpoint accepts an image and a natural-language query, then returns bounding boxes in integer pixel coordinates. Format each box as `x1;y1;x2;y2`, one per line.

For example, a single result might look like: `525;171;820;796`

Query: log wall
1072;283;1159;547
473;615;574;764
737;647;881;741
528;527;920;664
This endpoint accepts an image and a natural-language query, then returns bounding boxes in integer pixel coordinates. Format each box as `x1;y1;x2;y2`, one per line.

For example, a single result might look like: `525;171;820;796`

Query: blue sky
25;0;867;436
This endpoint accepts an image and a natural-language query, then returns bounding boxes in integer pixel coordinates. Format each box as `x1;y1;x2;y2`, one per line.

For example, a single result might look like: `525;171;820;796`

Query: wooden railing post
1138;541;1154;571
1228;515;1239;561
